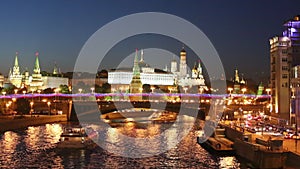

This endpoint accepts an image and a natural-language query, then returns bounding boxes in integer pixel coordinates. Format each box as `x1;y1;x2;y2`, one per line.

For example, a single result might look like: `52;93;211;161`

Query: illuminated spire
133;49;140;75
234;68;240;83
198;60;202;75
9;68;12;77
53;62;58;75
33;52;40;74
140;49;144;62
14;52;19;67
12;52;20;76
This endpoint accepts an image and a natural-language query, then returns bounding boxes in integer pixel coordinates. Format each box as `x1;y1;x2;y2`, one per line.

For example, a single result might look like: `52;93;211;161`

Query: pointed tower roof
240;74;246;84
140;49;144;62
198;60;203;75
14;52;19;67
33;52;41;74
171;55;177;62
9;68;12;77
138;49;147;67
180;45;186;53
234;68;240;83
133;49;140;76
53;62;58;75
12;51;21;76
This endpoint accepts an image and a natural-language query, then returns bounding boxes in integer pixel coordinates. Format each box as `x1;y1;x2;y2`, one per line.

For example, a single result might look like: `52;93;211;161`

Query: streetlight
183;87;188;94
47;101;51;116
22;90;26;95
90;87;95;94
30;102;34;117
266;88;271;95
14;89;18;95
2;91;6;103
31;89;34;103
78;88;82;101
54;88;60;101
168;87;172;94
228;87;233;94
199;87;204;103
37;90;41;101
151;87;155;93
241;88;247;95
199;87;204;94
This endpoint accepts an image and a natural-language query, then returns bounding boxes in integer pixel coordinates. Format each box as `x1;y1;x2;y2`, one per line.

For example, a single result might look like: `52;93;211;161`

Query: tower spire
33;52;40;74
12;51;20;76
140;49;144;62
14;52;19;67
133;49;140;75
53;61;58;75
234;68;240;83
198;60;202;75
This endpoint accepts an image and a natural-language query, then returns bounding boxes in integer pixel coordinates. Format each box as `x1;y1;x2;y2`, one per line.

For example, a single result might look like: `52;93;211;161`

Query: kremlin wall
0;48;253;95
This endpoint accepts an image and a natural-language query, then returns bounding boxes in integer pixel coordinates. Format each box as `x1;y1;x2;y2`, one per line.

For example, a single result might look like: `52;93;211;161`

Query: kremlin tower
8;52;22;88
29;52;43;90
179;47;187;78
129;49;143;101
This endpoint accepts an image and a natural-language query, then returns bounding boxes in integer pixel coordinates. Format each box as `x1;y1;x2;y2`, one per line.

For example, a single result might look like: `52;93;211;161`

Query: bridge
0;93;269;121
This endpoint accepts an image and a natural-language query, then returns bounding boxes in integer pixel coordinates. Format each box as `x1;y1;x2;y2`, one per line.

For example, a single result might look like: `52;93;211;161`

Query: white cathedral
108;48;207;91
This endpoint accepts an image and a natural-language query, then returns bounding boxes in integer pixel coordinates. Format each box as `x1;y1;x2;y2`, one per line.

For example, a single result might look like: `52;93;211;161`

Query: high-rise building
270;15;300;125
270;36;290;120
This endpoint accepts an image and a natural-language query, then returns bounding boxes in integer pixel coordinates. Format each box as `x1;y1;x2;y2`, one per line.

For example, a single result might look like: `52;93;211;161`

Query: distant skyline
1;1;300;82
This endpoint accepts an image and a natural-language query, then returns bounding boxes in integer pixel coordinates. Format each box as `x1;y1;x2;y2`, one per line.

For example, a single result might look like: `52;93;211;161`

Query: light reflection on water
0;117;247;168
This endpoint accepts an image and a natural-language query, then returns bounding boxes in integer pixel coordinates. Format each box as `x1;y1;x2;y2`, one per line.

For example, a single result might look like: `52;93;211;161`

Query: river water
0;116;249;169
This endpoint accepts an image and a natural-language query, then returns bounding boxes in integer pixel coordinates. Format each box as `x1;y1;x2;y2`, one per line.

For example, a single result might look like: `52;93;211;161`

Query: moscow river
0;116;249;169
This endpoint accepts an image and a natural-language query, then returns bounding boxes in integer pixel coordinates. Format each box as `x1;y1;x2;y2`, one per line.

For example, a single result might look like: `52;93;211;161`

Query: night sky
0;0;300;82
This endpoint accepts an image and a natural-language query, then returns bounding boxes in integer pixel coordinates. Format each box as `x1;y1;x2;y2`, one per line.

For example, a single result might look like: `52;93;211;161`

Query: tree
142;84;151;93
142;84;151;100
2;85;17;94
59;84;70;94
95;84;101;93
16;98;30;115
43;88;54;94
101;83;111;93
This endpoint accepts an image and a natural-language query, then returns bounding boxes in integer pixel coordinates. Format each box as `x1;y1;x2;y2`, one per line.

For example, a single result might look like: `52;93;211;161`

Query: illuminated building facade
29;52;44;90
0;73;4;87
8;52;23;88
108;50;176;89
270;15;300;124
8;52;68;91
108;48;207;91
270;36;290;121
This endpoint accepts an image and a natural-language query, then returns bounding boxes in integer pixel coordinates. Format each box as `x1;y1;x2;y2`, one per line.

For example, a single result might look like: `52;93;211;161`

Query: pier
210;123;300;168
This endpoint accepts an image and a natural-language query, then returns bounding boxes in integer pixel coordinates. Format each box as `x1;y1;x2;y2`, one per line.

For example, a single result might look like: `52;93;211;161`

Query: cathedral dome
138;61;147;68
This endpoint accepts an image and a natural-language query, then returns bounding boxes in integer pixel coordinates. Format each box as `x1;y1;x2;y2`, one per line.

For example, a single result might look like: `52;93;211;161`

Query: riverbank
216;122;300;168
0;115;67;132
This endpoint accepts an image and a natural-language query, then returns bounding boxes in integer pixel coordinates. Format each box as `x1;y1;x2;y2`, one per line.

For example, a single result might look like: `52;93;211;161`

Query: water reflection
0;131;19;166
0;117;246;168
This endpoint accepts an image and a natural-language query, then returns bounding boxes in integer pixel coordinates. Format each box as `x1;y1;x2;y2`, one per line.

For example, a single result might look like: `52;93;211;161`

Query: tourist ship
197;128;234;155
57;126;97;149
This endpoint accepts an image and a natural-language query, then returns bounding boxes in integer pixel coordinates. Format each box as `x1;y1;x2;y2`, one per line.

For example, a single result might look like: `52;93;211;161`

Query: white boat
57;126;94;149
